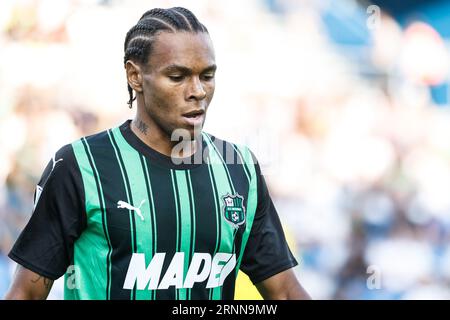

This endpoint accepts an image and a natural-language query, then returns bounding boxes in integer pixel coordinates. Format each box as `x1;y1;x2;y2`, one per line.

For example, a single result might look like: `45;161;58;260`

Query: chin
187;127;203;141
170;125;203;142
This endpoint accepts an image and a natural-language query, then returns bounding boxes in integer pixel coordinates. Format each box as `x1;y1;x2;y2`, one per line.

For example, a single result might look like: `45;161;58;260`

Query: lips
182;109;205;118
182;109;205;126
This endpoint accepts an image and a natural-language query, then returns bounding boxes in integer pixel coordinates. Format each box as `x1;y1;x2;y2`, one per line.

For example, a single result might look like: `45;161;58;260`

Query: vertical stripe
233;145;258;274
170;170;181;300
110;127;155;300
146;158;177;300
173;170;194;300
71;138;112;300
107;129;137;300
85;132;132;300
203;133;236;300
185;170;196;300
203;135;259;299
81;138;113;299
140;154;157;300
232;144;251;184
203;133;236;194
206;156;221;300
220;143;253;297
189;161;219;300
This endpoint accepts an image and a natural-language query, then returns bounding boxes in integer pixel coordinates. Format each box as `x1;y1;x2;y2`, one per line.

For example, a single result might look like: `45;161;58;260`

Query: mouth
182;109;205;118
182;109;205;126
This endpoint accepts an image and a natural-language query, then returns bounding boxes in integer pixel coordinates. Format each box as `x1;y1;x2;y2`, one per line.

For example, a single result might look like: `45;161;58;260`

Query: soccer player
5;7;310;300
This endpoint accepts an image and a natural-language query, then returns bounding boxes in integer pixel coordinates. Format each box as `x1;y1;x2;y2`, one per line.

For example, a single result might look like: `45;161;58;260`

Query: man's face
140;31;216;140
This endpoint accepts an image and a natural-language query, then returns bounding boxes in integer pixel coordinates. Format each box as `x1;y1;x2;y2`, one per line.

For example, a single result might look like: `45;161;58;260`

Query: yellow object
234;224;297;299
235;271;263;300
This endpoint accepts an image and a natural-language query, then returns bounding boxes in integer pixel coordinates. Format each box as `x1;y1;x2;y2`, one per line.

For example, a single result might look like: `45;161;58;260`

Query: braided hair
124;7;208;108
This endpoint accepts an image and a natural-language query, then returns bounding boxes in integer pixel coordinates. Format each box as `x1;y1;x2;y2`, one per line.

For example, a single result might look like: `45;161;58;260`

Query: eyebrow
163;64;217;74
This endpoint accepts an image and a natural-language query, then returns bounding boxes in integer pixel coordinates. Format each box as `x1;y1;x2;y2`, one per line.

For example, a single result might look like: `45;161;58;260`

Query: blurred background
1;0;450;300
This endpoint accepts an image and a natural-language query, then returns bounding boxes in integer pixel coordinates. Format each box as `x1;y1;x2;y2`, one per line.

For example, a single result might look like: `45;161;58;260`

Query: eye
168;75;185;82
201;73;215;81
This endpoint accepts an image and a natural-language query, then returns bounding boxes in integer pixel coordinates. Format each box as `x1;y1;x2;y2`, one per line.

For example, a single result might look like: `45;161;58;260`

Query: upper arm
4;265;53;300
255;268;311;300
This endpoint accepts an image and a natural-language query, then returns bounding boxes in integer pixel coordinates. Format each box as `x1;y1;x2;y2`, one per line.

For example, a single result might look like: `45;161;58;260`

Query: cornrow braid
172;7;208;32
124;7;208;108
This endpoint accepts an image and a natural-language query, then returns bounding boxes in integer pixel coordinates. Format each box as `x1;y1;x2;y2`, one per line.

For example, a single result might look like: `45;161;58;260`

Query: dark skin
5;30;311;300
126;31;216;158
256;269;311;299
5;266;53;300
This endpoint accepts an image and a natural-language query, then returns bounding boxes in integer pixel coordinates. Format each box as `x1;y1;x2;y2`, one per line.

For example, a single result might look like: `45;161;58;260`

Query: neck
130;116;197;158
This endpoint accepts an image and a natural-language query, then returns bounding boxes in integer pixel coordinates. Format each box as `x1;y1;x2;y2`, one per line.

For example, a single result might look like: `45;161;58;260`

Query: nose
186;76;206;101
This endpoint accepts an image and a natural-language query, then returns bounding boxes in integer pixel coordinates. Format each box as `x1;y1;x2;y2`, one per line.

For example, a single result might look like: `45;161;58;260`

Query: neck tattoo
136;119;148;135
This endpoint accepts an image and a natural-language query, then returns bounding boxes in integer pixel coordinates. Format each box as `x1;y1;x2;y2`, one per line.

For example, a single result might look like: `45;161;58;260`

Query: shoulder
66;125;122;166
54;131;103;167
36;126;118;191
48;143;77;174
36;143;81;191
72;127;113;148
51;127;112;173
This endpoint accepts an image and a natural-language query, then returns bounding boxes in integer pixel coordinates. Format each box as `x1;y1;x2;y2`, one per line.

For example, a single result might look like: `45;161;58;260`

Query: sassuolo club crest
222;193;246;228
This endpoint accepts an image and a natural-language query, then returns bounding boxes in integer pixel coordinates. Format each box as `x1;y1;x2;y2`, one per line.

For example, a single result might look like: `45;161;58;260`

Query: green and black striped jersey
9;120;297;300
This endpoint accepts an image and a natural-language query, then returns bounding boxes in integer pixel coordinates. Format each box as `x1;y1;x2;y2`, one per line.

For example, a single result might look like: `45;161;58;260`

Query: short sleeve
240;159;298;284
8;144;86;280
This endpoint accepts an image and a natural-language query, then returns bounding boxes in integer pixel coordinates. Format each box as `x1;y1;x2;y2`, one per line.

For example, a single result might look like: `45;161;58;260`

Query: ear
125;60;143;93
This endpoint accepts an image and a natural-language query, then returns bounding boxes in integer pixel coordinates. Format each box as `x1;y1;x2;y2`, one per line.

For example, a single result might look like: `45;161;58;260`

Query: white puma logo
33;185;43;211
33;154;63;211
52;155;63;172
117;200;146;221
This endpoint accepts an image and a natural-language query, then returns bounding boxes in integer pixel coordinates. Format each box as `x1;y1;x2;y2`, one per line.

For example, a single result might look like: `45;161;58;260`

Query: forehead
148;31;215;71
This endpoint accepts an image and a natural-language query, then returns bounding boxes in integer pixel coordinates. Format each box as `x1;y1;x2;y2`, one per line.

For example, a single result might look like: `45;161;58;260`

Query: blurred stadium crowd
1;0;450;299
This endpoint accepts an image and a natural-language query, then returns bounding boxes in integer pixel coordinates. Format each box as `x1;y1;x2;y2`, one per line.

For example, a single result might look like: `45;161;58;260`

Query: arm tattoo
31;275;52;290
136;119;148;135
